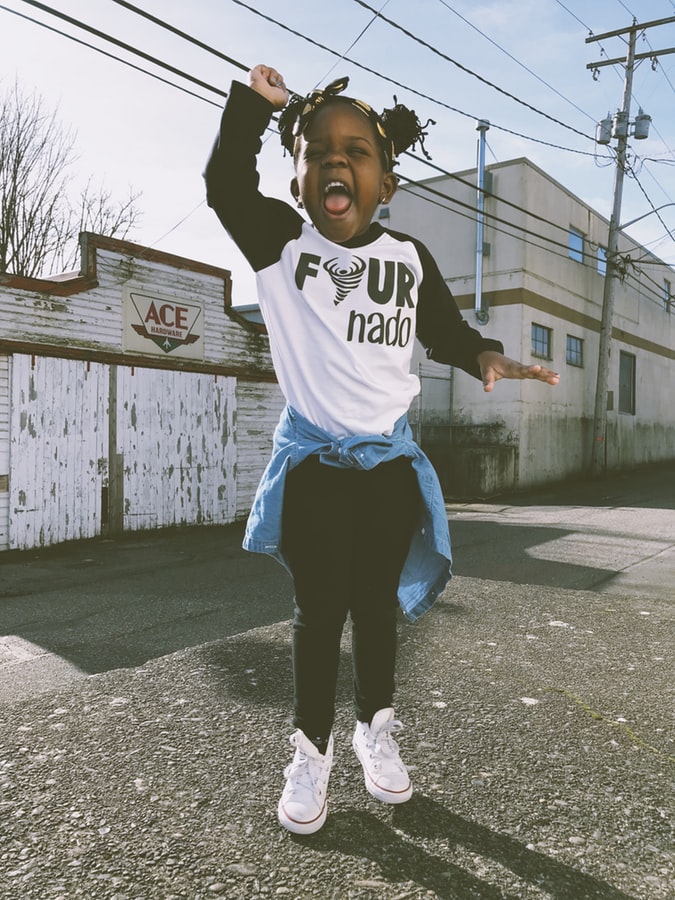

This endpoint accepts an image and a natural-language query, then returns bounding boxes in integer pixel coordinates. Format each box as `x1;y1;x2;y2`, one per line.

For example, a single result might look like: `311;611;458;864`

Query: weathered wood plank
9;355;107;550
117;367;237;531
0;354;9;551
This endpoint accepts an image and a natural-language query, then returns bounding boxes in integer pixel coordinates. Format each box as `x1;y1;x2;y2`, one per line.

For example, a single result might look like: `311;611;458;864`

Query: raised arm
203;66;300;272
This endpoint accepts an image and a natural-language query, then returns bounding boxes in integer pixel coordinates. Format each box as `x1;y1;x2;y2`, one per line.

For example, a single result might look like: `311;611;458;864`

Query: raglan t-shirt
205;81;503;438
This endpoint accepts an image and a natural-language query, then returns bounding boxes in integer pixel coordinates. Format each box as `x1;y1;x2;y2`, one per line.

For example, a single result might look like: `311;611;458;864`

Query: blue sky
1;0;674;301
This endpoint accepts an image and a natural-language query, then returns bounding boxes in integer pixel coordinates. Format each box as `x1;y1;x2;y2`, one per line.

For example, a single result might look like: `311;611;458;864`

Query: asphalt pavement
0;463;673;898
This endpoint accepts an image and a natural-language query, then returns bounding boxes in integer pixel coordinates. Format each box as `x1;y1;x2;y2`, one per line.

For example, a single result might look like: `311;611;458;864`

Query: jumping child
204;64;559;835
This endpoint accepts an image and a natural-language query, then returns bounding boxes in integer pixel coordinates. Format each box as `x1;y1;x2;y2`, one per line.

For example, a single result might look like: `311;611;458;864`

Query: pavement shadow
449;521;619;591
393;796;634;899
488;462;675;511
0;524;295;677
305;797;633;899
199;631;355;710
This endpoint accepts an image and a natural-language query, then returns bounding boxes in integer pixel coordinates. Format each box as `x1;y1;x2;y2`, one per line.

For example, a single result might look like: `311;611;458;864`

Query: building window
566;335;584;367
597;246;607;276
569;227;584;263
618;351;636;415
664;279;672;313
531;323;552;359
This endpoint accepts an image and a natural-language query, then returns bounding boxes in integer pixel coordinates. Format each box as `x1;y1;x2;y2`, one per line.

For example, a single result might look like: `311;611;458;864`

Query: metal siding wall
0;355;9;550
234;381;285;519
9;355;108;550
117;367;237;530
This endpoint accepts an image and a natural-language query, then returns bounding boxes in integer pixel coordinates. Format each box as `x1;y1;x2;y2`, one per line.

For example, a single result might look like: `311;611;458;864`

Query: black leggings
281;455;419;742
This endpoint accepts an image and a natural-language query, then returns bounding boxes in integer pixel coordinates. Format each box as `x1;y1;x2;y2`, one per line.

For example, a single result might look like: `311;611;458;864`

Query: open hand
477;350;560;393
248;64;289;109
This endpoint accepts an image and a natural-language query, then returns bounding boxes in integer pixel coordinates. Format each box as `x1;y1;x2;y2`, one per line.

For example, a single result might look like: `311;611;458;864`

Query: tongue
324;192;351;214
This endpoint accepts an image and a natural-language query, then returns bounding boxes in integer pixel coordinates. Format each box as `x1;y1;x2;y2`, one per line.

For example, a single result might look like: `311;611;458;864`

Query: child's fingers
525;363;559;383
482;369;496;392
266;68;286;89
248;65;288;107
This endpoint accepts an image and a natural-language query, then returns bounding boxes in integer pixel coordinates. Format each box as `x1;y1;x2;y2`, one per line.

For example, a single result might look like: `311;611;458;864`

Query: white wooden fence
3;354;282;551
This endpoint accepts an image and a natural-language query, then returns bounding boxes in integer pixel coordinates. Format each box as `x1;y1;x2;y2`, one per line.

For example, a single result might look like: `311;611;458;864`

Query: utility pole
586;15;675;476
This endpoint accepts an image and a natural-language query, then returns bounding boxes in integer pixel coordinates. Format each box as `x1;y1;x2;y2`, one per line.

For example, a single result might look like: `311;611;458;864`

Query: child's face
291;103;397;244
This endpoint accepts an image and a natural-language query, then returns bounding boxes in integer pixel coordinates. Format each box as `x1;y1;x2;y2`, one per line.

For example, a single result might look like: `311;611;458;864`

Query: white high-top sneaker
278;730;333;834
352;707;412;804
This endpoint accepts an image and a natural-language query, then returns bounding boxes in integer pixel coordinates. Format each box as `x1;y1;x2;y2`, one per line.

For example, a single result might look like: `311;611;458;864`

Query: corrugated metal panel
117;367;237;530
9;355;108;550
0;354;9;551
234;382;285;519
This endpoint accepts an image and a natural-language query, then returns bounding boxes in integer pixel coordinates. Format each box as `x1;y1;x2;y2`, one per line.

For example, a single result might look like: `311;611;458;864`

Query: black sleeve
203;81;303;272
412;236;504;380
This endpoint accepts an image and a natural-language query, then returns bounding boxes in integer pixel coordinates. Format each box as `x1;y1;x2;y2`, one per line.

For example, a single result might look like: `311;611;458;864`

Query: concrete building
0;233;283;552
394;157;674;497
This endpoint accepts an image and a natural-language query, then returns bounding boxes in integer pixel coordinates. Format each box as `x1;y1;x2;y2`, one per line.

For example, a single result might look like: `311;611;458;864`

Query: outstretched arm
477;350;560;393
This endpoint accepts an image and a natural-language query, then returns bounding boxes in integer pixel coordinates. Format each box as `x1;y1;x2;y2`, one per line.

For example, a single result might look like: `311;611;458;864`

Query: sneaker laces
284;733;329;793
367;719;405;767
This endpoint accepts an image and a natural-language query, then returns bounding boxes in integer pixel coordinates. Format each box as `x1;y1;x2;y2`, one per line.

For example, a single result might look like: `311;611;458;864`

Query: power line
260;0;391;145
399;158;603;265
107;0;248;73
626;161;675;239
0;5;630;262
395;173;598;271
311;0;391;88
0;3;224;107
228;0;600;157
397;169;671;309
352;0;596;142
554;0;596;32
18;0;230;98
404;151;585;240
436;0;597;123
407;154;675;291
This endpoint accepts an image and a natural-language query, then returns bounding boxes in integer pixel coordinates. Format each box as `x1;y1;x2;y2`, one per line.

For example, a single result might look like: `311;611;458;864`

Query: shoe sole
352;741;413;804
278;799;328;835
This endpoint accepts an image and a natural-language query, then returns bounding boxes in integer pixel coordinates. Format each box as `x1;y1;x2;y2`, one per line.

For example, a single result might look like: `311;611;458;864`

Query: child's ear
380;172;398;204
290;176;301;205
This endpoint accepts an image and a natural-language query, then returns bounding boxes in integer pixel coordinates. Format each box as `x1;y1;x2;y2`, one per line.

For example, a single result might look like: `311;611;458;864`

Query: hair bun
380;98;435;160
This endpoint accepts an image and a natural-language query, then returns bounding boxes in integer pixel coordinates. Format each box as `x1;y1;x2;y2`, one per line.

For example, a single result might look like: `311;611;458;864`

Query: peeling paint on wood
9;355;108;550
116;367;237;530
0;355;9;550
234;382;285;518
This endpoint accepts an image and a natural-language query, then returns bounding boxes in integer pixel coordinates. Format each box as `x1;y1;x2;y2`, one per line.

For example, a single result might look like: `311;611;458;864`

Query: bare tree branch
0;79;140;277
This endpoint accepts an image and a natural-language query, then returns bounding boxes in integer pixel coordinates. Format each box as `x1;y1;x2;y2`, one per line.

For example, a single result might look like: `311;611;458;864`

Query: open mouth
323;181;352;215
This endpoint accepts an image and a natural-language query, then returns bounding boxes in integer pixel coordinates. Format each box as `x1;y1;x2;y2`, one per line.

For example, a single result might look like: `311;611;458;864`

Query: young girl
204;64;559;835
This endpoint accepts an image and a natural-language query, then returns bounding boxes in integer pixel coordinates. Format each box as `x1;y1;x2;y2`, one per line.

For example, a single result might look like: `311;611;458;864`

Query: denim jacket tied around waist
243;405;452;622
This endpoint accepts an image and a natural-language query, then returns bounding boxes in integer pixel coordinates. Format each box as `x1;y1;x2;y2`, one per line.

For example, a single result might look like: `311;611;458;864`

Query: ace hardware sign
123;289;204;360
